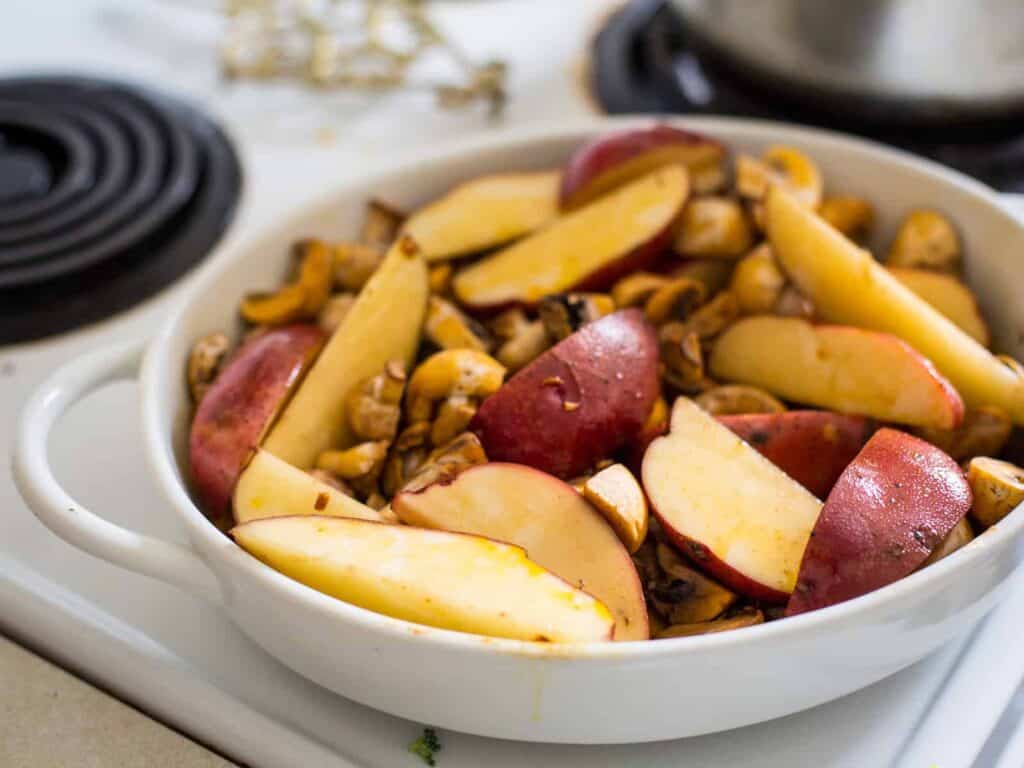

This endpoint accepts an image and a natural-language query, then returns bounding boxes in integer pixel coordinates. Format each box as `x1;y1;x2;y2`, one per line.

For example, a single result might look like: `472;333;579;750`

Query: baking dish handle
12;339;223;605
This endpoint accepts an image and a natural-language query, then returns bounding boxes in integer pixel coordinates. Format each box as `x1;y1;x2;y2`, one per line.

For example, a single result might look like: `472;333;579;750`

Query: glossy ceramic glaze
15;117;1024;743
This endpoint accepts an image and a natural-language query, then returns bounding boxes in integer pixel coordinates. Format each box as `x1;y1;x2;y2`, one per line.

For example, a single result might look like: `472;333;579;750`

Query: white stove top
3;2;1024;766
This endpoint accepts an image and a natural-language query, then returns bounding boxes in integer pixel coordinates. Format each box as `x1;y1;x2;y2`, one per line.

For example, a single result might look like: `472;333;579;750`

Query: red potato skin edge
718;411;876;499
651;507;792;603
471;309;660;479
189;324;325;519
785;428;972;617
559;124;724;210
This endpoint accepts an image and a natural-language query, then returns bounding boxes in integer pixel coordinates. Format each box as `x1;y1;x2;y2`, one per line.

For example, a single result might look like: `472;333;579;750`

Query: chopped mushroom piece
914;406;1012;462
315;440;389;496
674;197;754;259
819;195;874;238
187;331;231;403
659;324;705;392
295;239;334;315
428;263;453;294
967;456;1024;528
346;361;407;442
582;463;649;553
694;385;786;416
430;397;478;447
611;272;669;308
657;607;764;639
488;307;530;342
644;278;705;326
673;259;735;297
495;320;550;372
382;422;432;497
730;244;786;315
405;349;506;423
886;210;960;272
538;293;615;341
240;283;308;325
333;242;385;291
651;542;738;624
360;198;405;250
921;517;974;567
424;296;492;352
317;293;357;334
681;291;740;340
400;431;488;493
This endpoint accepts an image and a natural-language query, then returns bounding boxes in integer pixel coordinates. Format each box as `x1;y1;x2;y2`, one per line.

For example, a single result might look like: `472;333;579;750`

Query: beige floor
0;635;236;767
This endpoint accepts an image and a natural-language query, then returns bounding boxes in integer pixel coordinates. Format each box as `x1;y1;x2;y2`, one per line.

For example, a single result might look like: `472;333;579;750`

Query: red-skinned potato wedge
710;316;965;430
719;411;875;499
643;398;822;602
232;515;614;643
765;186;1024;423
392;462;648;640
189;324;324;519
402;171;559;262
888;267;990;346
453;166;689;310
233;449;385;525
786;428;971;617
471;309;660;479
559;124;725;210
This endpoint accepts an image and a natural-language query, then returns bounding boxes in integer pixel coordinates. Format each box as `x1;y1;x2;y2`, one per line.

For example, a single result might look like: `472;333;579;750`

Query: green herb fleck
409;727;442;766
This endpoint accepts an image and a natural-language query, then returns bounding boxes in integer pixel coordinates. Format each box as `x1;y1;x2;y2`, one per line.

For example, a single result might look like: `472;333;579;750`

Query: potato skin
189;324;325;518
719;411;875;499
786;428;971;617
471;309;660;479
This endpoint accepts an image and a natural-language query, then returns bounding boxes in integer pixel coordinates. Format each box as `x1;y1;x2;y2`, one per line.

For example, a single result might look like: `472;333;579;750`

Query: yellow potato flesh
233;450;383;525
710;316;961;429
263;241;428;468
889;267;989;346
403;171;560;262
766;187;1024;423
232;516;614;643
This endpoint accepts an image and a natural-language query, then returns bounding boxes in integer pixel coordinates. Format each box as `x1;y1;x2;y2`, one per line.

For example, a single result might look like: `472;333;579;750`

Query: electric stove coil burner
592;0;1024;193
0;76;241;344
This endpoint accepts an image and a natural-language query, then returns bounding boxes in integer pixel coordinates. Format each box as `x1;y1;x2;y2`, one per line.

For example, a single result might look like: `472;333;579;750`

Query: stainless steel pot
672;0;1024;122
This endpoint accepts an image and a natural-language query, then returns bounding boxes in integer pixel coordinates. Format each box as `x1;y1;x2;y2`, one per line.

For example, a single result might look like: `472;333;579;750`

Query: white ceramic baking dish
14;117;1024;744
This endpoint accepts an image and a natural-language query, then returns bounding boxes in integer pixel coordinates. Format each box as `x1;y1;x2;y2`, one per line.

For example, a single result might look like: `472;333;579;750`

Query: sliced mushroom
674;197;754;259
643;278;705;326
187;331;231;403
581;463;648;553
886;210;960;272
921;517;974;567
773;285;815;319
360;198;405;250
424;296;492;352
364;491;390;512
430;396;478;447
333;241;385;291
672;259;735;297
914;406;1012;462
345;360;407;442
240;283;308;326
682;290;740;340
538;293;615;341
967;456;1024;528
819;195;874;238
495;320;550;372
737;147;823;209
656;607;764;639
729;243;786;315
611;272;669;308
428;263;453;295
694;385;786;416
381;422;432;497
487;308;529;342
315;440;389;496
295;239;333;315
400;431;488;493
650;542;738;624
659;323;705;392
317;292;357;334
405;349;506;423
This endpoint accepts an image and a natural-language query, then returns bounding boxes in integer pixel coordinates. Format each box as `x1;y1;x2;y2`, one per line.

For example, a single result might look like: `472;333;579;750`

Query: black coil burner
0;76;242;344
592;0;1024;193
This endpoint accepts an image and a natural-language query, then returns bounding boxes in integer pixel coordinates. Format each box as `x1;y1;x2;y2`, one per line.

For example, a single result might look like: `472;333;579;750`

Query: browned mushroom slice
240;283;308;326
674;197;754;259
424;296;492;352
659;323;705;393
187;332;232;403
495;320;551;372
315;441;390;496
682;291;740;341
967;456;1024;528
400;431;488;493
656;607;763;639
405;349;506;423
345;361;406;442
430;397;478;447
914;406;1012;462
651;542;737;624
644;278;705;326
317;293;357;334
819;195;874;239
673;259;735;297
333;242;385;291
886;210;960;272
428;263;453;295
361;198;405;250
611;272;669;308
538;293;616;341
694;385;787;416
296;239;334;315
729;244;786;315
382;422;432;497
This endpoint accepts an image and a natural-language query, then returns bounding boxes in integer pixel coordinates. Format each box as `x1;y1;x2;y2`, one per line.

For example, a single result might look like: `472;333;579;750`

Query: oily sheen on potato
643;398;822;602
786;428;972;616
189;324;325;518
232;516;614;642
393;462;649;640
766;186;1024;423
471;309;660;479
